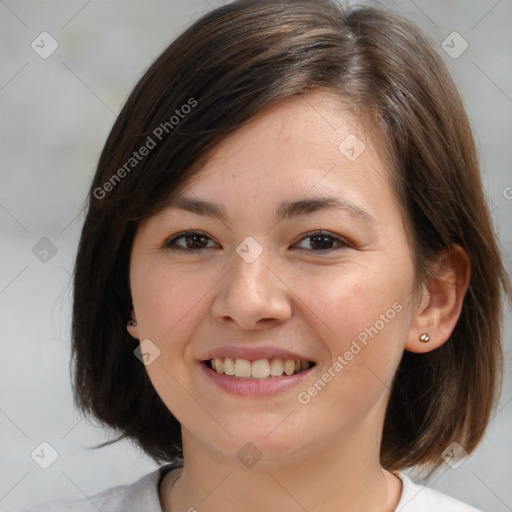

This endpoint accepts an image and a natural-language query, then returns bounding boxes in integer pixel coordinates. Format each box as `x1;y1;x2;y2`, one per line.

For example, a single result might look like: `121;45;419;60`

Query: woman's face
129;92;420;464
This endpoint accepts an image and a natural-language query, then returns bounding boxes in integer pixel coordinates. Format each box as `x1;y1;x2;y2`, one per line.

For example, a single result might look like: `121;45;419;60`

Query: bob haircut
72;0;511;474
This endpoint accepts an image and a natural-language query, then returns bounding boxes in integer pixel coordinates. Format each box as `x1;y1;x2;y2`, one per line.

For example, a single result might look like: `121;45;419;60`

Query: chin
205;423;313;466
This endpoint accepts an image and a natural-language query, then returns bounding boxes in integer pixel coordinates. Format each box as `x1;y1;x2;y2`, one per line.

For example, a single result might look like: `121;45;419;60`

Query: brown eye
164;231;218;251
294;231;350;251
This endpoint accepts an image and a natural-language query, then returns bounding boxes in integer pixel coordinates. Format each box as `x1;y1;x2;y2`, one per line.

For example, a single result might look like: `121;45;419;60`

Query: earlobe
405;244;470;354
127;308;140;339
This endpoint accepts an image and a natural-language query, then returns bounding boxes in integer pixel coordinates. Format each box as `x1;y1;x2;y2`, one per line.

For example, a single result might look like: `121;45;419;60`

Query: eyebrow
162;195;376;225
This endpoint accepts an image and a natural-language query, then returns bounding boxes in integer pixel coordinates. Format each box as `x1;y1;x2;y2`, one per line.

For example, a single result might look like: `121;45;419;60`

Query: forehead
166;91;396;218
198;92;366;175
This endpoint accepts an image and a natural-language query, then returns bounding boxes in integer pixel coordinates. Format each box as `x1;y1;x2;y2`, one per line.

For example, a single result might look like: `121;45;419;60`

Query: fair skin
128;91;469;512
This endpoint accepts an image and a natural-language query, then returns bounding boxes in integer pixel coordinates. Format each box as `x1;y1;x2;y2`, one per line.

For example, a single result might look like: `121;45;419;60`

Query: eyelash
163;230;351;252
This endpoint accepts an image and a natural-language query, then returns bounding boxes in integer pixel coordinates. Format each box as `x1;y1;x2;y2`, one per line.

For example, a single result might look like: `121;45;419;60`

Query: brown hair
71;0;511;474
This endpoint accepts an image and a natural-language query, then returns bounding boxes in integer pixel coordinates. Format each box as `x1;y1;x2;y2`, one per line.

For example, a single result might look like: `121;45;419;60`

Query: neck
161;424;402;512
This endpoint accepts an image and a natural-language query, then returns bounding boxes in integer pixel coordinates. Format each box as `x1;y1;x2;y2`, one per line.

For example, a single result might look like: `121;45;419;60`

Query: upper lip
199;346;316;363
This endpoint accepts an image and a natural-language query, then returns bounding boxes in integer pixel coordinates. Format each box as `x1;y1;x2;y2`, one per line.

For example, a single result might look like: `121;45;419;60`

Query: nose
211;246;292;330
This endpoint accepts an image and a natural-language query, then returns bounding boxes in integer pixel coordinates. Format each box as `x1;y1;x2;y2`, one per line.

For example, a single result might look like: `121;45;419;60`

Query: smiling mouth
204;357;315;379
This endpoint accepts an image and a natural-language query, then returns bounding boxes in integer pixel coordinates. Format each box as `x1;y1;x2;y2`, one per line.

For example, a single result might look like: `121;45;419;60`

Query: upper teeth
210;357;311;379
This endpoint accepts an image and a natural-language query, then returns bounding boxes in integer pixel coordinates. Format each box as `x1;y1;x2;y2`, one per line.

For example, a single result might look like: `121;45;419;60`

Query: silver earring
419;333;430;343
128;320;137;327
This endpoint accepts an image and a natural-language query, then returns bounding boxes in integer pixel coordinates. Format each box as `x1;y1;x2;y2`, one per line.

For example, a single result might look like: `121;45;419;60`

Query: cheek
302;261;405;327
131;261;211;335
130;266;211;376
129;262;214;414
296;260;411;376
295;268;409;428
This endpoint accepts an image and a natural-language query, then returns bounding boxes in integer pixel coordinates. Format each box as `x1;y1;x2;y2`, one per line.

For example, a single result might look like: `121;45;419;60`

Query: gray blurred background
0;0;511;510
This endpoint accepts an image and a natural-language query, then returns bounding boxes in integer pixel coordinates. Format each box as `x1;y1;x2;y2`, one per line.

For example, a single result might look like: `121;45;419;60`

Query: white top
22;465;483;512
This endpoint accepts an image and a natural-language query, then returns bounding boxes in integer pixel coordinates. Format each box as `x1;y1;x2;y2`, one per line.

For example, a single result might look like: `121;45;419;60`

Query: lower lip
200;362;314;397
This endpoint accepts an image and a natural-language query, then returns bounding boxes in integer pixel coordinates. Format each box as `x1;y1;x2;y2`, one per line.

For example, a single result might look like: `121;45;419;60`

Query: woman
25;0;511;510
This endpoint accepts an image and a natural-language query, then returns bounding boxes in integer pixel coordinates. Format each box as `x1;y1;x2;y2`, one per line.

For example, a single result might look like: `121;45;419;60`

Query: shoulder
20;465;176;512
396;472;484;512
20;485;125;512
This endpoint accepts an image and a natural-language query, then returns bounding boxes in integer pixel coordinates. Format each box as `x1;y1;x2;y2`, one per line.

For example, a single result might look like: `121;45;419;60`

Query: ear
405;244;470;354
126;307;141;340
